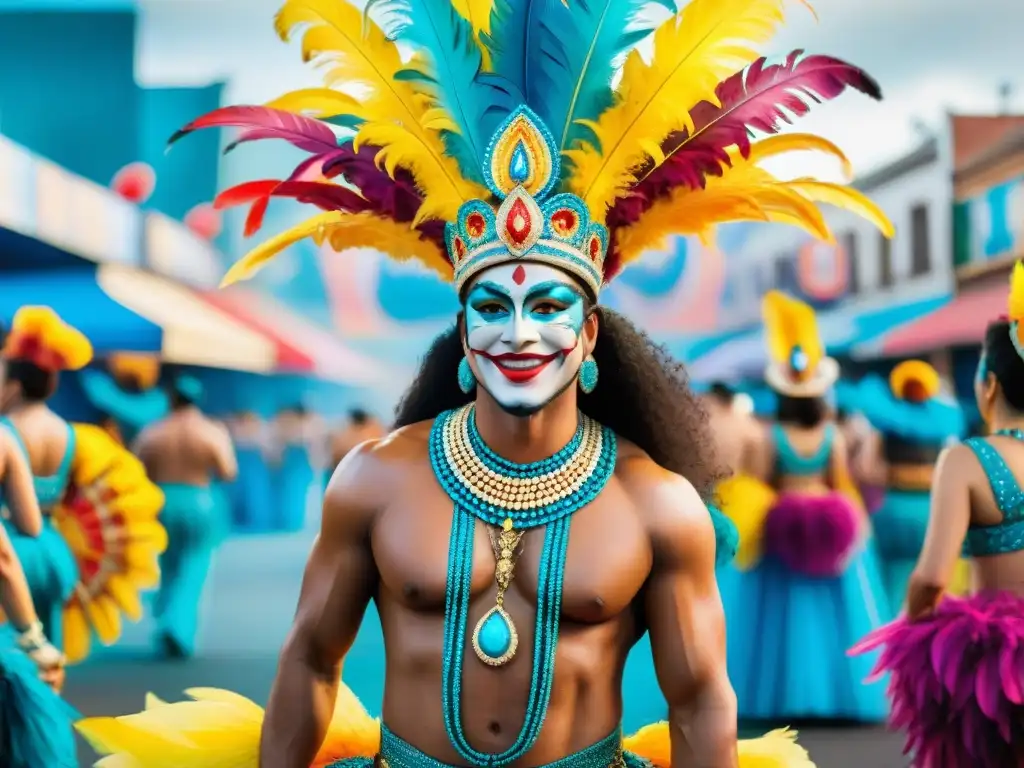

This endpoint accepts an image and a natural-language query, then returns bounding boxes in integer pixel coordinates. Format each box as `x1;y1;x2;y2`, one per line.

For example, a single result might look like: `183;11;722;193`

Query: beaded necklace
993;428;1024;441
429;404;617;767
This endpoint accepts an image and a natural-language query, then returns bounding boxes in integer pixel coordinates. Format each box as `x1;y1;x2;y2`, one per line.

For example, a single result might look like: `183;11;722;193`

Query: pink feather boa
850;592;1024;767
762;492;860;577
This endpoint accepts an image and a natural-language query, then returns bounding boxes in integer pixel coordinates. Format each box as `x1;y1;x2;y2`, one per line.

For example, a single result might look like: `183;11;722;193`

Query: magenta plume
168;105;341;155
850;592;1024;766
605;51;882;232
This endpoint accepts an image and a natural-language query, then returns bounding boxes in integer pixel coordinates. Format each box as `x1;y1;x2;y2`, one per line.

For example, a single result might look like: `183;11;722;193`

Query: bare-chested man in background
133;375;236;658
704;382;768;479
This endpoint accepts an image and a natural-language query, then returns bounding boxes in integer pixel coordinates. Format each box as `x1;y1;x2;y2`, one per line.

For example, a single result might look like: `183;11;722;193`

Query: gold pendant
472;518;523;666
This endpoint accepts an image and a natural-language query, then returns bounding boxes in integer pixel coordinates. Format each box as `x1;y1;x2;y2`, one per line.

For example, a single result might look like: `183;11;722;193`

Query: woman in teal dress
721;291;890;721
227;411;274;532
857;361;965;611
272;405;316;532
0;312;94;652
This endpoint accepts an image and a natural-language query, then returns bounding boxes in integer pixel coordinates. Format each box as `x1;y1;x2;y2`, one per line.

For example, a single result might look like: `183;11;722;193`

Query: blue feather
551;0;656;153
484;0;573;138
374;0;520;180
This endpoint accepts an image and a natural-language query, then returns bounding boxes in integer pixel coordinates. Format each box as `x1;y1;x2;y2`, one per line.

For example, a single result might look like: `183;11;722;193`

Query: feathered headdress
762;290;837;397
109;353;161;391
3;307;93;372
171;0;894;296
1007;261;1024;360
857;360;963;444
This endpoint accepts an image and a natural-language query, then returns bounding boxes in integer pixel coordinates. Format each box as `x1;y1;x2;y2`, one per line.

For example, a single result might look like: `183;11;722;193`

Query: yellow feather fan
715;472;776;570
54;424;166;663
78;681;817;767
4;306;93;372
762;290;823;375
611;137;893;267
889;360;940;403
274;0;487;223
566;0;789;219
221;211;449;287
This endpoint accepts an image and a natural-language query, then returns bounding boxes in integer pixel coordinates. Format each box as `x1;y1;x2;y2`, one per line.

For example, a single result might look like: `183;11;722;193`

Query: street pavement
65;529;908;767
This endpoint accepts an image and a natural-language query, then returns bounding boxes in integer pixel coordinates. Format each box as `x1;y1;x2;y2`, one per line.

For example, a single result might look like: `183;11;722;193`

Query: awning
0;268;161;353
96;264;278;373
864;284;1003;357
200;287;388;385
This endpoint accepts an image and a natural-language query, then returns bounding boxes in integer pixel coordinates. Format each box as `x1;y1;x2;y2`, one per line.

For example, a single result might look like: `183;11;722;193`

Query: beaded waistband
378;725;639;768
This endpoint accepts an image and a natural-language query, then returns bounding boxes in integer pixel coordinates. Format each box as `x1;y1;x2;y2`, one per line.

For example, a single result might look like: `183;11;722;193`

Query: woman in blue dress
272;405;316;532
227;410;274;532
721;291;890;721
857;361;966;611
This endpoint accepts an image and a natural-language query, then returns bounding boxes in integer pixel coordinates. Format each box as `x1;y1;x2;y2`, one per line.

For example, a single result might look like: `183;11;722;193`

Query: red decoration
185;203;223;240
550;209;577;237
588;235;601;261
505;197;532;246
466;212;486;239
512;265;526;284
110;162;156;205
453;236;467;261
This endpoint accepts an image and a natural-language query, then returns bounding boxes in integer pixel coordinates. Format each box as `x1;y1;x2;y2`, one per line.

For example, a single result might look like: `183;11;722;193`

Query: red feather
169;106;340;155
605;51;881;236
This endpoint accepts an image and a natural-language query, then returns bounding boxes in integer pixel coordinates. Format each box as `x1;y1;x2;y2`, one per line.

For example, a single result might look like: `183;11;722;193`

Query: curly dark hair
984;320;1024;412
394;306;727;499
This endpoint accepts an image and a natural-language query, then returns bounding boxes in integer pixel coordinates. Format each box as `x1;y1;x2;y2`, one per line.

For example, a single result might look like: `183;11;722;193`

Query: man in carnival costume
77;0;892;765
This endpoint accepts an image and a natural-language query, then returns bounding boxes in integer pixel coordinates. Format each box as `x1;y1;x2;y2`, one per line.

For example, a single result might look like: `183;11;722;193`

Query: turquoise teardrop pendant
472;605;518;666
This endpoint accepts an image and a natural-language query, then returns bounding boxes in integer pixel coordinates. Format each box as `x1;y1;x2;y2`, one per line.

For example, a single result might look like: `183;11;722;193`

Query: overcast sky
136;0;1020;183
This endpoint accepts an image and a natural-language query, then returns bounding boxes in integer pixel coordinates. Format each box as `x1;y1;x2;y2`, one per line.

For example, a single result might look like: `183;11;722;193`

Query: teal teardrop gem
474;607;516;664
509;142;530;183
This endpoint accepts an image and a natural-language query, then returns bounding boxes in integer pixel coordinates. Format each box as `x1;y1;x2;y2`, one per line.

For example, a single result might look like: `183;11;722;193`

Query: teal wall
0;10;139;184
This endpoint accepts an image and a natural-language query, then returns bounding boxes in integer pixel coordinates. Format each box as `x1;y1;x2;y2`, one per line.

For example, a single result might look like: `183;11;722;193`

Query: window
878;231;894;287
911;203;930;276
953;201;972;268
842;231;859;295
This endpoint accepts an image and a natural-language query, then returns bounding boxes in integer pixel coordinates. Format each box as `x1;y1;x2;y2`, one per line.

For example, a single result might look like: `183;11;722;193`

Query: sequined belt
328;726;650;768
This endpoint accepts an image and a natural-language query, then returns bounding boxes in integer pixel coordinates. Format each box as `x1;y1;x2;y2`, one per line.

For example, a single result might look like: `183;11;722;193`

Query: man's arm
642;469;738;768
208;421;239;482
260;441;381;768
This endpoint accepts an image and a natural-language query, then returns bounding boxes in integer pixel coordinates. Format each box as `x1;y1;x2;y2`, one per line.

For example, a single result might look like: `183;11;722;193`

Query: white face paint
464;262;588;415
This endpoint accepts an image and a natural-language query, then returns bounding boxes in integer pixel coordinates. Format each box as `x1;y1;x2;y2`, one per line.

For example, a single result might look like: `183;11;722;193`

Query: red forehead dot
512;265;526;284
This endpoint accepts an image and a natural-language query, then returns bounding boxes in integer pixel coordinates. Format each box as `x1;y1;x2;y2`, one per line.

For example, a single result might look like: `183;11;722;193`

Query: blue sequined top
773;422;833;476
0;417;75;511
962;437;1024;557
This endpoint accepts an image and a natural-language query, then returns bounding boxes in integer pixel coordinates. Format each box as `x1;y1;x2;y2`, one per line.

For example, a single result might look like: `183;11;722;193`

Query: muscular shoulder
613;440;716;565
323;419;433;521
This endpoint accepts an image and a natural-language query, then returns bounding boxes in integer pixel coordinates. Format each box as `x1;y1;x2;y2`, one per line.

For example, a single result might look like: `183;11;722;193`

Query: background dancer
856;362;966;610
134;374;236;658
721;291;889;722
853;263;1024;767
272;404;318;532
226;410;275;532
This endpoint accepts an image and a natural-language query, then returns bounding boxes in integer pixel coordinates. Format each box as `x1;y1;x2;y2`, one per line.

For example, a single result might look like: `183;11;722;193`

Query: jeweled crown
445;107;608;298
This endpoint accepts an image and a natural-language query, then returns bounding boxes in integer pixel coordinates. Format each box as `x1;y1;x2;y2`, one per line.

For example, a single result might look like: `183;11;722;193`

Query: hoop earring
458;356;476;394
579;356;598;394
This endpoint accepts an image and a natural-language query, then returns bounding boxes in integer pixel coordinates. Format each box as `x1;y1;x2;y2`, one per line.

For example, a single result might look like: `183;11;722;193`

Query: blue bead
478;610;513;658
509;142;530;183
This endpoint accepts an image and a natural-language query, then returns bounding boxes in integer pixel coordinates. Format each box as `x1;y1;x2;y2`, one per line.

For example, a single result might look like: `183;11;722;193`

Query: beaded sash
429;405;617;767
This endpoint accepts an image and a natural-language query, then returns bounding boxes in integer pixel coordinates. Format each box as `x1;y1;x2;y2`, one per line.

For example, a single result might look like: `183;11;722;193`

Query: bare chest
372;469;651;624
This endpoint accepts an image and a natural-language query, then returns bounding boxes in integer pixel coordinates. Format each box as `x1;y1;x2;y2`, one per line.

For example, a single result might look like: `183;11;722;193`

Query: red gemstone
454;236;466;259
588;236;601;260
505;197;532;246
512;265;526;284
466;212;486;239
551;209;576;236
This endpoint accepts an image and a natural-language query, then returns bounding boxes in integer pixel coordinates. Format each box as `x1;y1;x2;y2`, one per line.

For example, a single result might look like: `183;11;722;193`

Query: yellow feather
565;0;787;220
221;211;344;286
450;0;494;68
316;213;452;279
265;87;363;118
762;290;822;369
743;132;852;178
275;0;485;222
889;360;940;401
63;601;92;664
784;179;894;237
1008;261;1024;321
84;594;123;645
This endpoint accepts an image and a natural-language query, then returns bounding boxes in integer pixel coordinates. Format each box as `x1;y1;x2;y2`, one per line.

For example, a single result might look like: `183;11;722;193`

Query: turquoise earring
458;357;476;394
579;356;598;394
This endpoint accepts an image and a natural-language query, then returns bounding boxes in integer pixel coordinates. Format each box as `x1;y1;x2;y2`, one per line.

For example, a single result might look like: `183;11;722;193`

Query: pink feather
169;106;340;155
605;51;881;232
